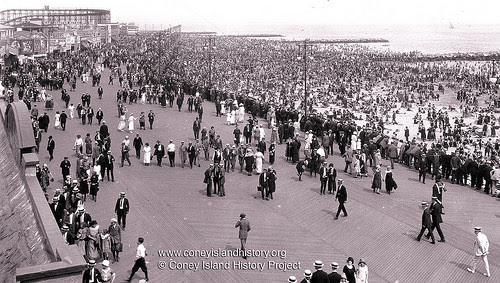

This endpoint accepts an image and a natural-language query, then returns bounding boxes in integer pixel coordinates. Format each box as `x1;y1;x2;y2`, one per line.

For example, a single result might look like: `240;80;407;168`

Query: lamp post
298;39;313;117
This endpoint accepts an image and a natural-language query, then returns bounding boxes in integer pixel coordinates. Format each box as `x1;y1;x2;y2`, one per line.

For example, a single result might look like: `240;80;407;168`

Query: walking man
133;133;143;159
467;227;490;277
115;192;129;230
311;260;329;282
120;142;131;167
334;179;348;219
126;237;149;282
148;110;155;129
47;136;55;161
416;201;435;244
432;175;447;211
204;164;214;197
235;213;251;259
425;197;445;242
319;162;328;195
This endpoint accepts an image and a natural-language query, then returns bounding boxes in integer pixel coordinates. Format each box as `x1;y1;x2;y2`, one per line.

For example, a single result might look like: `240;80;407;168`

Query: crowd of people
2;29;499;282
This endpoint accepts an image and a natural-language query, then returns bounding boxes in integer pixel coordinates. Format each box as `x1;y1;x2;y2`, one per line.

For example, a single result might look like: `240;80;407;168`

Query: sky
3;0;500;32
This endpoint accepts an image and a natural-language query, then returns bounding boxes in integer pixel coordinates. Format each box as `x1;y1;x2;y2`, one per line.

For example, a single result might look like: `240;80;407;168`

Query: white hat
102;260;110;267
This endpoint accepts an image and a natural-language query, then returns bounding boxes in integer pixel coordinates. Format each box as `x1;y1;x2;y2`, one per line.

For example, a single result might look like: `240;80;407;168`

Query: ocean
184;23;500;55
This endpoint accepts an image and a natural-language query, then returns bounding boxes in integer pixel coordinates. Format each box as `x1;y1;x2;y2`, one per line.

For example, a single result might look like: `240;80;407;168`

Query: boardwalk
32;68;499;283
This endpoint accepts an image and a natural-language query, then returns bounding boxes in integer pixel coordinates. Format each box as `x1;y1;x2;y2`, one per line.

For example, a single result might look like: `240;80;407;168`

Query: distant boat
449;22;455;29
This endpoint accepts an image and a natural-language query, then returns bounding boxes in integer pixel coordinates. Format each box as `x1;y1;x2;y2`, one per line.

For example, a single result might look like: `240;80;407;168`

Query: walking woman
108;218;122;263
383;166;397;195
245;148;255;176
372;166;382;194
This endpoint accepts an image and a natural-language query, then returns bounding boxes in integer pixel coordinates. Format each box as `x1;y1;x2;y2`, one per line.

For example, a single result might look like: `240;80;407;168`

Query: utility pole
298;39;313;117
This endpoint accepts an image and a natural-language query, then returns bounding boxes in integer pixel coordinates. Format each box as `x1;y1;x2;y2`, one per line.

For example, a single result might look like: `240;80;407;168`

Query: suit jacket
235;218;251;239
259;172;268;188
328;271;342;283
421;207;432;228
204;168;213;183
430;202;443;224
47;139;55;151
311;270;330;283
154;144;165;157
115;198;130;214
320;166;328;180
336;185;347;202
187;145;196;157
50;202;65;225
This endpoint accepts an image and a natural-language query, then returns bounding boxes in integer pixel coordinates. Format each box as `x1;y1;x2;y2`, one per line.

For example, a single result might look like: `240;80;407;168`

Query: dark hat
240;213;246;218
359;258;366;264
474;227;482;232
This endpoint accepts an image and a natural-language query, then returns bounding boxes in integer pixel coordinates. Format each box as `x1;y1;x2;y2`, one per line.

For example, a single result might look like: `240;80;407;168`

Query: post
303;40;308;117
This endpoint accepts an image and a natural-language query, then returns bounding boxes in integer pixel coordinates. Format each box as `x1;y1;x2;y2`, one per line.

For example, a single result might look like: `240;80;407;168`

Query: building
97;23;120;43
0;6;110;30
0;24;15;40
120;23;139;36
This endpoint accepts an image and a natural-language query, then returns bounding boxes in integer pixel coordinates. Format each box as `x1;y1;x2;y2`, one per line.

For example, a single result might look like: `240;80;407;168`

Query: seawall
0;100;86;282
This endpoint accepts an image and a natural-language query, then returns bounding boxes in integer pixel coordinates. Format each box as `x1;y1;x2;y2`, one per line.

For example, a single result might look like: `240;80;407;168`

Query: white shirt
167;143;176;152
136;243;146;259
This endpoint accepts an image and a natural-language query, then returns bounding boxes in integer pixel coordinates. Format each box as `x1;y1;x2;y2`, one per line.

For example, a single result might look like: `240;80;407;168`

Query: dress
357;265;369;283
254;151;264;174
385;170;395;193
54;113;61;128
343;265;357;283
86;224;100;260
118;115;126;131
128;115;135;132
143;145;152;164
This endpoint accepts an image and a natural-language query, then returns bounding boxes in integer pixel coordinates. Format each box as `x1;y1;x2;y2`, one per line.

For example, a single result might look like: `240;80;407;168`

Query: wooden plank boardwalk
29;67;499;283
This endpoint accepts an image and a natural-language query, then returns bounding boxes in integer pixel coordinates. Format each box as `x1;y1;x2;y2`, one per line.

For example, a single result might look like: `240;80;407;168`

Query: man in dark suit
50;197;64;227
153;140;165;167
193;117;201;140
133;133;143;159
99;121;109;138
416;201;435;244
115;192;130;230
258;138;266;155
235;213;251;259
267;166;277;200
187;142;196;169
76;206;92;229
426;197;445;242
59;110;68;131
60;225;75;245
82;260;102;283
259;169;269;200
300;269;312;283
334;179;348;219
204;164;214;197
87;106;94;125
47;136;56;161
96;108;104;125
311;260;330;283
319;162;328;195
327;262;342;283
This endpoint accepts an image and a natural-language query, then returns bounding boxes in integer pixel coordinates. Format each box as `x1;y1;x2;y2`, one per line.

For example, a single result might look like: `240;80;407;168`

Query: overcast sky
3;0;500;30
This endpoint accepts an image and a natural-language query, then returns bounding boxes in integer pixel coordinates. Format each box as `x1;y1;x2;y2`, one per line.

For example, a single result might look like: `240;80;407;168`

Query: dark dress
371;170;382;191
343;265;357;283
385;171;396;193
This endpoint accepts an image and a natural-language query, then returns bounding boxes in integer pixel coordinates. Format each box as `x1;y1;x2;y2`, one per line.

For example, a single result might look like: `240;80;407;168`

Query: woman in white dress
117;115;126;131
128;113;136;133
143;143;152;165
259;126;266;141
141;91;146;105
254;149;265;174
68;104;75;119
238;104;245;123
230;109;236;125
54;111;61;129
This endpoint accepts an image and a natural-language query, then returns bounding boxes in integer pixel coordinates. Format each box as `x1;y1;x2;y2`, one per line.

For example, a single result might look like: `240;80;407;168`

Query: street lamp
297;39;314;117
